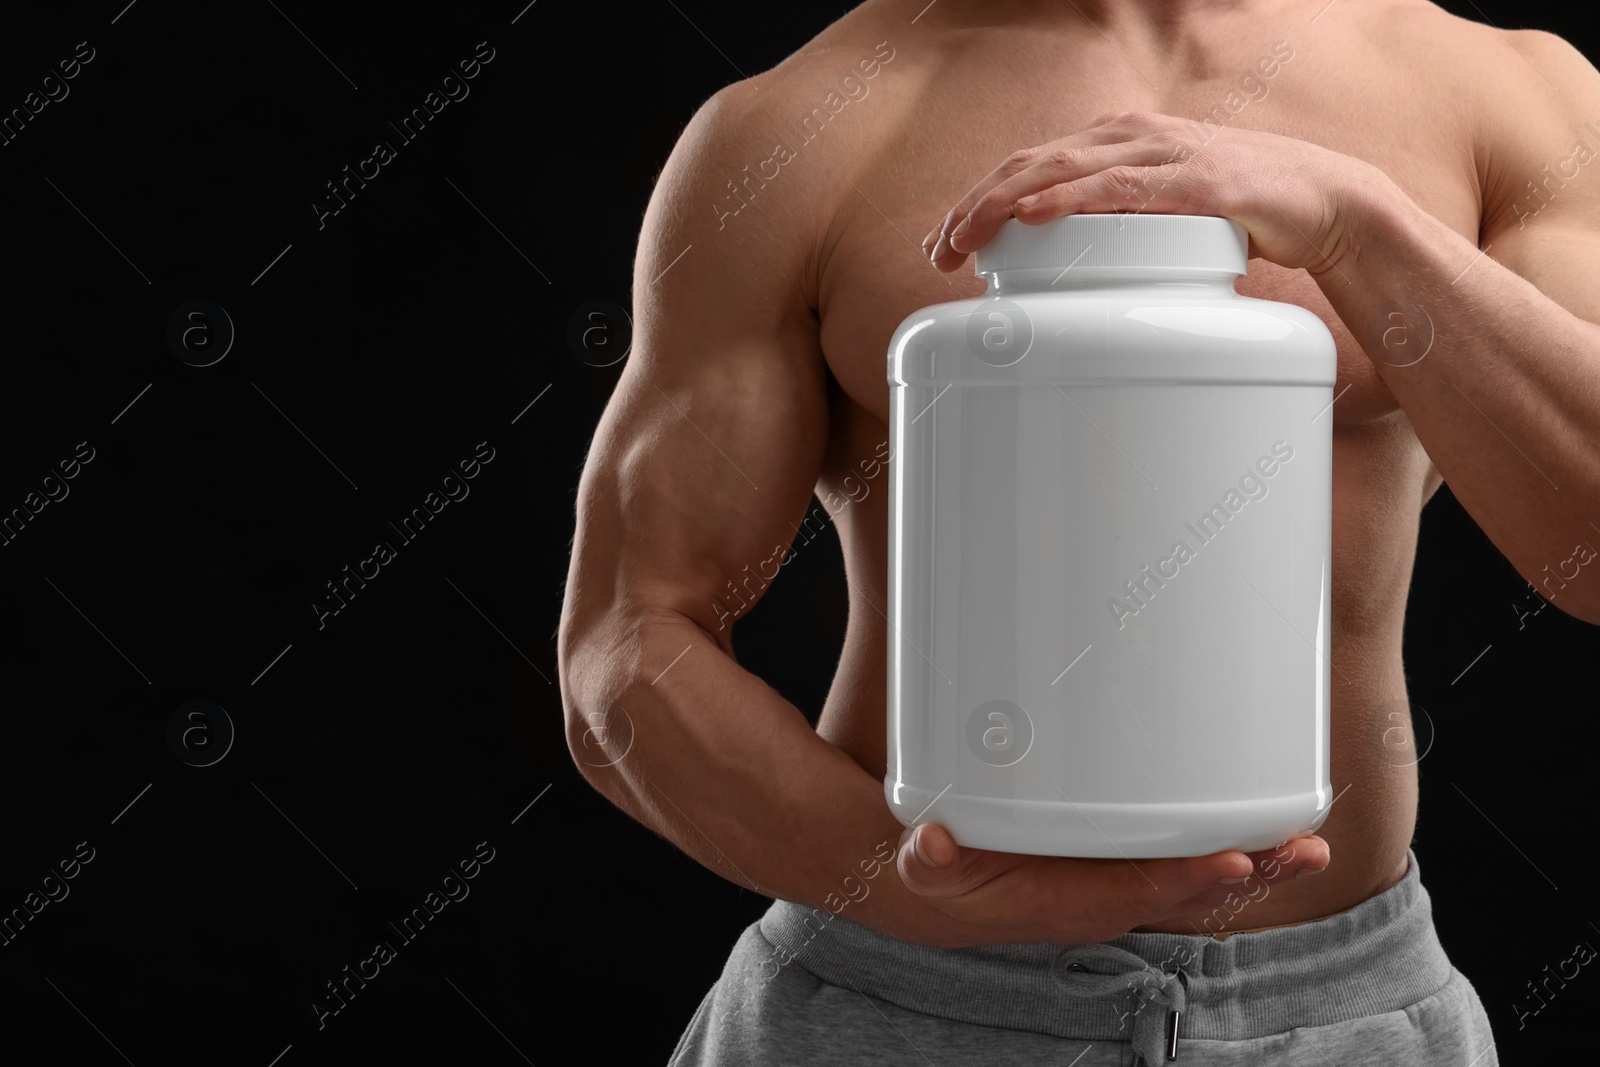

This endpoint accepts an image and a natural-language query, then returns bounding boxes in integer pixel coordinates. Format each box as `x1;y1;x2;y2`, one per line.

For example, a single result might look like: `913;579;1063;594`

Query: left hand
923;111;1395;276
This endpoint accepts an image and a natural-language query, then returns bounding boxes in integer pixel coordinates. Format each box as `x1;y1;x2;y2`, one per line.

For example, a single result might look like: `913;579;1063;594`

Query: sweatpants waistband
757;849;1449;1043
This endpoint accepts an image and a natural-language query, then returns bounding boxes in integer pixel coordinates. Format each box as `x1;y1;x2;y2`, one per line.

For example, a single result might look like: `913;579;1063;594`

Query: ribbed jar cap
974;213;1248;278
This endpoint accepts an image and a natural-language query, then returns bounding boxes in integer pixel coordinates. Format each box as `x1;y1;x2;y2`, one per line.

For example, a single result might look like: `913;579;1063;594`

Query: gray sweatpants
669;849;1497;1065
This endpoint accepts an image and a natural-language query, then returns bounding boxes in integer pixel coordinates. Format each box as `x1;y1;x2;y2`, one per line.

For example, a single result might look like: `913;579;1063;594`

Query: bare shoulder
1356;1;1595;96
1348;2;1600;228
650;10;909;289
1474;22;1600;132
1473;21;1600;234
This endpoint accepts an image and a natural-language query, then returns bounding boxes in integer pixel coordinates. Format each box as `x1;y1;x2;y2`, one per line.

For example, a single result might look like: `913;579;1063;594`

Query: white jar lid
974;213;1248;277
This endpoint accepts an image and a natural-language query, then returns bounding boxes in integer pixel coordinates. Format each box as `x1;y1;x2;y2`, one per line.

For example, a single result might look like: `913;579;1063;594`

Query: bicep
568;89;832;648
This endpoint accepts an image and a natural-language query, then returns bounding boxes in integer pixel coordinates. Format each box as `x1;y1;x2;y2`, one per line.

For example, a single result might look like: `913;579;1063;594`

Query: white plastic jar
884;213;1338;857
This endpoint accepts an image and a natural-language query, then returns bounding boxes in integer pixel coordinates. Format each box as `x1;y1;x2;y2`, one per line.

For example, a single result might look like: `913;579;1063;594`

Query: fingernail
1218;877;1250;885
1295;866;1327;880
912;825;946;869
921;227;940;251
948;216;974;252
1016;194;1041;209
930;234;949;263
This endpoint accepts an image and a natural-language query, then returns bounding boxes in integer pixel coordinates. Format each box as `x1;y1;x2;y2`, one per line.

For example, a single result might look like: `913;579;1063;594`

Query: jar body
884;267;1338;857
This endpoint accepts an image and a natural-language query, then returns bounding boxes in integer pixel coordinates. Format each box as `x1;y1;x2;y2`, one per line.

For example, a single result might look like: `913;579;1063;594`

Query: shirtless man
558;0;1600;1061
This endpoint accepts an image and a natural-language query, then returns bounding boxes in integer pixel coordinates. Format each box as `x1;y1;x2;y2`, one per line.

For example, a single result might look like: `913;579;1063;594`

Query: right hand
895;821;1331;946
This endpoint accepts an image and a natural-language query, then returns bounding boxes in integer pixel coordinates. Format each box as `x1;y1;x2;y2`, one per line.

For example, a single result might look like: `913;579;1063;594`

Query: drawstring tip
1167;968;1188;1059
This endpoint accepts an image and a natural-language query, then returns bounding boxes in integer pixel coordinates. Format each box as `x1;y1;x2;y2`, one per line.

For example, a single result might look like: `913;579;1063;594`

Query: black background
0;1;1595;1064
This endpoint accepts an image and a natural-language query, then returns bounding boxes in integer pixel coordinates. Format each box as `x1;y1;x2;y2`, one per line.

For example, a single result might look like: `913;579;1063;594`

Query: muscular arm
556;83;984;946
1310;31;1600;622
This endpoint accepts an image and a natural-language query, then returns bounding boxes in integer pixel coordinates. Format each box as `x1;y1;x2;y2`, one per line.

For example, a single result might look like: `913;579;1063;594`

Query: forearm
560;608;987;947
1314;175;1600;622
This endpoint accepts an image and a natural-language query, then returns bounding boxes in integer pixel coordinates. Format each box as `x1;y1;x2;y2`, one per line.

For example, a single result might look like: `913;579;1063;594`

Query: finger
1186;835;1332;895
1001;157;1222;230
898;826;1330;942
1171;835;1332;914
1056;837;1339;939
926;115;1163;265
1002;850;1261;941
924;150;1038;264
896;823;1030;899
953;141;1191;247
933;140;1198;271
1196;833;1330;885
1251;833;1331;876
909;838;1258;941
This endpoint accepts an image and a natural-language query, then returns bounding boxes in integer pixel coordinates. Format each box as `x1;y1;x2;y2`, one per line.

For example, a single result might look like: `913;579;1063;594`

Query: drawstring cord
1052;944;1189;1063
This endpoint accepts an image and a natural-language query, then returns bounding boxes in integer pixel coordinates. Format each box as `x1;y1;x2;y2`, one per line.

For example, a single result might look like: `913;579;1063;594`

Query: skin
558;0;1600;949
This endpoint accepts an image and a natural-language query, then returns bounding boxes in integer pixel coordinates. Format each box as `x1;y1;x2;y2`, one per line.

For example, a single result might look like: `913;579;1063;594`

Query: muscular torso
760;0;1493;932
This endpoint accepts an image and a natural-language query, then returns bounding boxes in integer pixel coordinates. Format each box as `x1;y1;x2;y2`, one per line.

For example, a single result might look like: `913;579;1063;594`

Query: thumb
896;822;1016;899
